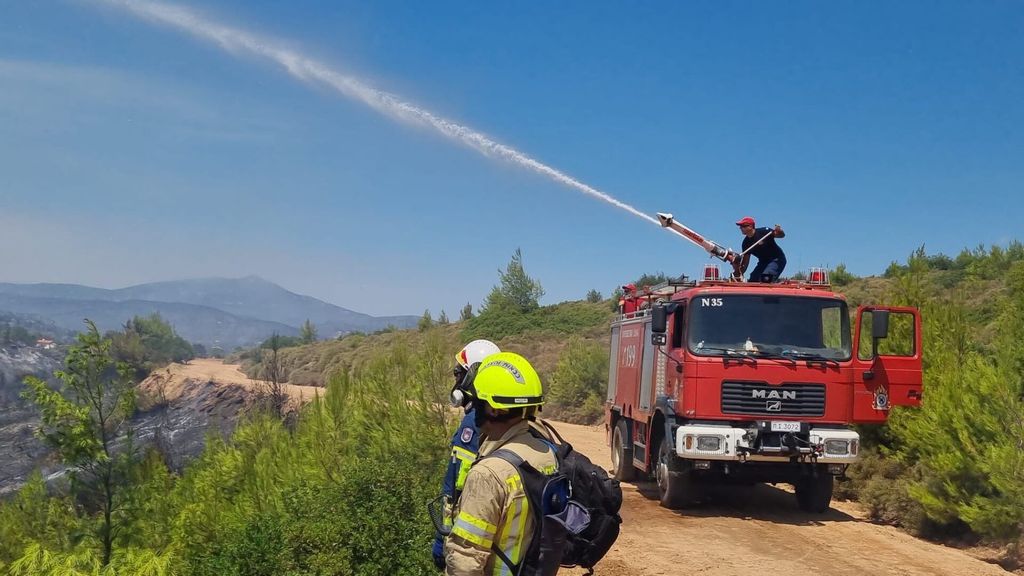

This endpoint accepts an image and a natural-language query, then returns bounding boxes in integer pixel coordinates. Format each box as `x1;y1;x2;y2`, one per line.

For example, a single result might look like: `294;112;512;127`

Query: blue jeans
749;258;786;283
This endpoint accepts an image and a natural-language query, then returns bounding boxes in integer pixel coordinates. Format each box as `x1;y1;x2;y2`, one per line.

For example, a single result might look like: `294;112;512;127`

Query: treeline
0;324;452;575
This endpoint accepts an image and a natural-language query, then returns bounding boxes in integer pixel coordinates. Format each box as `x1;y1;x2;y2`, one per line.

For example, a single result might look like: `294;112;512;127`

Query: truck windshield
687;295;851;360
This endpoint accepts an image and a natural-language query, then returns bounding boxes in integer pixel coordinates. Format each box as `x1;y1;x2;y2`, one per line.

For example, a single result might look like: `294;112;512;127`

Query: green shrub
545;337;608;424
280;460;437;576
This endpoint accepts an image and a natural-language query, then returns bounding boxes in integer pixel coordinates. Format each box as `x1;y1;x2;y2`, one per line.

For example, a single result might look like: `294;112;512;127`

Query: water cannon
656;213;738;265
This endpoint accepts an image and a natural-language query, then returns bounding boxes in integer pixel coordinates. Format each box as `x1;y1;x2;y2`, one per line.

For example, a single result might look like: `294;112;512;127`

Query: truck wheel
656;438;691;510
795;471;834;513
611;420;637;482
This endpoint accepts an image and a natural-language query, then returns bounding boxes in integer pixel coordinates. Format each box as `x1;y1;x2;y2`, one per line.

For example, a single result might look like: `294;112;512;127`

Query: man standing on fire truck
735;216;786;282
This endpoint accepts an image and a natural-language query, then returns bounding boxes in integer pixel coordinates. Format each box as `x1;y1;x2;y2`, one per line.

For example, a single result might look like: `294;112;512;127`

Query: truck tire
795;471;834;513
611;420;637;482
656;438;691;510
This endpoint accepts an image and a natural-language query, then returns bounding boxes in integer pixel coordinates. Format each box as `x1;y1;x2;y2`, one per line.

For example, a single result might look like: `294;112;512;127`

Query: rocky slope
0;346;62;495
0;354;304;495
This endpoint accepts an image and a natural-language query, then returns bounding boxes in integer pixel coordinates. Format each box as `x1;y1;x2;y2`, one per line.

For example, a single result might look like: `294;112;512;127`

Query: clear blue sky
1;1;1021;316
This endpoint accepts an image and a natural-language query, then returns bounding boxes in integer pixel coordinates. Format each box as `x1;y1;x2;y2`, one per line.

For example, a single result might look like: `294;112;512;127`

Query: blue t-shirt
742;227;785;262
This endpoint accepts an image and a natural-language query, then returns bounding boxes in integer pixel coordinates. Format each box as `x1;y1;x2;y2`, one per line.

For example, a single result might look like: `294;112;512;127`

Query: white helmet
454;339;501;369
451;339;501;409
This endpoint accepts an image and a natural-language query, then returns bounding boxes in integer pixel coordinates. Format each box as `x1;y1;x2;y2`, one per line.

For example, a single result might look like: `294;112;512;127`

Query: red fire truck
605;269;923;512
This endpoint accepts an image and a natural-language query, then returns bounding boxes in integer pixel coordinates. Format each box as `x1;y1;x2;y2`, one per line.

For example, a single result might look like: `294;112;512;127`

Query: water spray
96;0;661;227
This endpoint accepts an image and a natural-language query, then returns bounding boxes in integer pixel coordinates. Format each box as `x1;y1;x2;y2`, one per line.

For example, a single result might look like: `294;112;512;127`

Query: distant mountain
0;294;297;349
107;276;417;335
0;278;417;346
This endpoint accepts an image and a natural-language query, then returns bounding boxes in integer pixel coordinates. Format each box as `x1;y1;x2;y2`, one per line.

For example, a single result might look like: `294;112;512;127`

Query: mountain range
0;276;418;348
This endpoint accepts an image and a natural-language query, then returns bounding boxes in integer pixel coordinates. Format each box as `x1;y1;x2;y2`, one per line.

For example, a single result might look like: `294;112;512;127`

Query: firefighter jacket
444;419;558;576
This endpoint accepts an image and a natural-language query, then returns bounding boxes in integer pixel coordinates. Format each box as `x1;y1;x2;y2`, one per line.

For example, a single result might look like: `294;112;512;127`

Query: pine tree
418;309;434;331
483;248;544;313
21;321;137;566
300;319;318;344
459;303;474;321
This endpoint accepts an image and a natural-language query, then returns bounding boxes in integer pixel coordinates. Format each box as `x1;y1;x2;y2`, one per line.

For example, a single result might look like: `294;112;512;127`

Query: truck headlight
697;435;723;452
824;439;849;455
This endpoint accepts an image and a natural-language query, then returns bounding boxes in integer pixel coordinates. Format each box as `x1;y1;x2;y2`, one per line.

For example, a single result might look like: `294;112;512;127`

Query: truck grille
721;381;825;417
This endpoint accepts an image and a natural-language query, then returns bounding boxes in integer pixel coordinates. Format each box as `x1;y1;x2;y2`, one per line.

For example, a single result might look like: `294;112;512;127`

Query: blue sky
1;1;1021;316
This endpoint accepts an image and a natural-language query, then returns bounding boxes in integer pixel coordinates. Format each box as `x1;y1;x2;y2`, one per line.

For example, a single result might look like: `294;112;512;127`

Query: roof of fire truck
637;275;846;304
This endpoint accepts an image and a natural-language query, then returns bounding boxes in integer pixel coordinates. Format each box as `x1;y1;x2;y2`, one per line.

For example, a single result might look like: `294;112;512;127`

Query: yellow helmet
471;352;544;409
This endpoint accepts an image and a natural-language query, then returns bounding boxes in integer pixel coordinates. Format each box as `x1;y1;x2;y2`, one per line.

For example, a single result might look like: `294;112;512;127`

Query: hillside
237;299;615;390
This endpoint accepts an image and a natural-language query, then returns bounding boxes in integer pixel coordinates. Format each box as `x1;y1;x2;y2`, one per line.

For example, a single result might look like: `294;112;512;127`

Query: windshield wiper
695;345;746;356
781;350;840;368
749;350;797;366
694;346;756;365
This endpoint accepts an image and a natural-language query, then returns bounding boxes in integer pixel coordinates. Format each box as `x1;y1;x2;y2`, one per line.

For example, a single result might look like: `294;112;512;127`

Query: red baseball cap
623;283;636;291
735;217;756;227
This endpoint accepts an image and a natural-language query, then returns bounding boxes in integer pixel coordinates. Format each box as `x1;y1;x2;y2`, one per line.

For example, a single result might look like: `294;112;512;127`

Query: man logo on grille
752;389;796;400
766;400;782;411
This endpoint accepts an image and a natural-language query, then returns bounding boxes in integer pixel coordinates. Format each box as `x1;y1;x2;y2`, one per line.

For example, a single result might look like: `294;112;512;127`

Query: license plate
770;421;801;432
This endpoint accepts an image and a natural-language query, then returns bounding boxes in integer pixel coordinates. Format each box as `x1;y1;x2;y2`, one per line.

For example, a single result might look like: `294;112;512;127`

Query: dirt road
142;358;325;407
553;421;1010;576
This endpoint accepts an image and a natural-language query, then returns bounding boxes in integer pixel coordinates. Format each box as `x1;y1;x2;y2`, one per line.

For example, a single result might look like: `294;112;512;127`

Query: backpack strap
536;419;567;445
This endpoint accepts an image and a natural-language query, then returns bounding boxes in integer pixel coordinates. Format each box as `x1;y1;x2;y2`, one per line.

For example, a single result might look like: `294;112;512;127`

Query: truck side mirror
871;309;890;358
652;306;668;334
872;310;890;339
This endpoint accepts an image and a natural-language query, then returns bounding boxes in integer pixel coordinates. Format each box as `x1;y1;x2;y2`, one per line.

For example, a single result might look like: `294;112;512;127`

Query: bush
280;460;437;576
544;337;608;424
829;264;857;286
837;451;931;534
109;314;194;379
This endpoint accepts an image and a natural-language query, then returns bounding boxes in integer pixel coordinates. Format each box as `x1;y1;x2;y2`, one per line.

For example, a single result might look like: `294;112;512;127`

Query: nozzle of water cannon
710;244;731;262
656;213;673;227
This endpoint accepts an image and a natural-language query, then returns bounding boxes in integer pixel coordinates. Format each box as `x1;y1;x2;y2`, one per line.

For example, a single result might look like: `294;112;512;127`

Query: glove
432;539;446;571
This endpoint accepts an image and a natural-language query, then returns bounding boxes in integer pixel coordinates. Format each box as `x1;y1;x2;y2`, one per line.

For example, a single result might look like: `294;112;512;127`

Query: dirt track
145;358;324;407
553;421;1011;576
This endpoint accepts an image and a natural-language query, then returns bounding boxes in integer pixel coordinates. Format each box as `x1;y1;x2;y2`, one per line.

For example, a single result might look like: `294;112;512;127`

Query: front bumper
673;423;859;464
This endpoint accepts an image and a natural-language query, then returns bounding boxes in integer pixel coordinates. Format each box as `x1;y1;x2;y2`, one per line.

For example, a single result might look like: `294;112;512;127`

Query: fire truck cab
605;272;923;512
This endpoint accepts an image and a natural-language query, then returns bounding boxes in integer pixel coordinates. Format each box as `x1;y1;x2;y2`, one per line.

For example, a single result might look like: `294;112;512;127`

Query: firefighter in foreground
444;352;559;576
735;216;787;282
433;339;502;569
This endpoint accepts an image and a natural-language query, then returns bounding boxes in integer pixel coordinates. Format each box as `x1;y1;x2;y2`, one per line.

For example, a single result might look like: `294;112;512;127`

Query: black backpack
484;420;623;576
